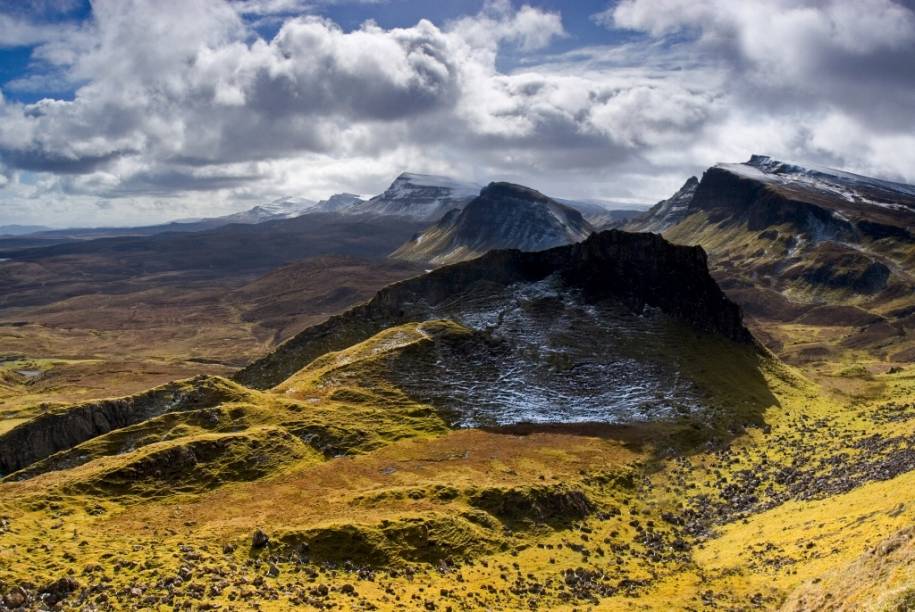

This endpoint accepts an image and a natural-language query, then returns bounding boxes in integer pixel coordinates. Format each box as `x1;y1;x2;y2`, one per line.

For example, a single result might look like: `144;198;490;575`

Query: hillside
240;229;751;388
0;219;424;418
626;155;915;366
392;182;595;265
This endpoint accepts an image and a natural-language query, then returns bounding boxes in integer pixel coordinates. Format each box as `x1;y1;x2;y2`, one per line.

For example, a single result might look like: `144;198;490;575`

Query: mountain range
0;172;644;244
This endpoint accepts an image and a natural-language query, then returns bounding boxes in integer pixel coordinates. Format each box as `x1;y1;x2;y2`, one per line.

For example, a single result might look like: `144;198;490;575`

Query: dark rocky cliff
236;230;755;389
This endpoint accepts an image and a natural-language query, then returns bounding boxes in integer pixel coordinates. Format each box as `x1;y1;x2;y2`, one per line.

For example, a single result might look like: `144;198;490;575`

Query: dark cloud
1;148;132;174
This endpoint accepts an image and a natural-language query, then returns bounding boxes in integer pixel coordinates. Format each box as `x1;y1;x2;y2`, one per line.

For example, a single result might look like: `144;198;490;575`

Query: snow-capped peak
220;196;317;223
716;155;915;211
387;172;482;199
347;171;483;221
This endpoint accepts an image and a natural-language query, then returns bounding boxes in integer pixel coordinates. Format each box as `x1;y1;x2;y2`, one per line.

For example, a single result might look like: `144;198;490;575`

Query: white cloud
0;0;913;226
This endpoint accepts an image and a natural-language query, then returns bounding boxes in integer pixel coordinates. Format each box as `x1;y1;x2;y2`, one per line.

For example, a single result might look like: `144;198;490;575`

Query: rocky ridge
236;229;754;389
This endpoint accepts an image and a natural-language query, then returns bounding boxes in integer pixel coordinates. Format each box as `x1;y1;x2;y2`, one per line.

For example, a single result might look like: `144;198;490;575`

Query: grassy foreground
0;322;913;610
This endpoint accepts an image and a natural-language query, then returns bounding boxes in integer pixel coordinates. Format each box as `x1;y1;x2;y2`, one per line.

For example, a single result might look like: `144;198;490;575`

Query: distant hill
343;172;481;221
0;213;426;309
0;225;52;237
392;182;594;265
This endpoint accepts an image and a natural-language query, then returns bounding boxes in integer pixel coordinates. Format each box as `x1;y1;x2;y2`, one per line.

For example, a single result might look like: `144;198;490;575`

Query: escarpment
235;230;754;389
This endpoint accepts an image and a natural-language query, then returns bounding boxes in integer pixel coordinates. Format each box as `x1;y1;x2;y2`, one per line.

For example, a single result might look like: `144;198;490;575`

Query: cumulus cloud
0;0;913;226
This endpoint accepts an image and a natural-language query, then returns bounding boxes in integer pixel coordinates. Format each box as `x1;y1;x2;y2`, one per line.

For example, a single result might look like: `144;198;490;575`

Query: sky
1;0;914;227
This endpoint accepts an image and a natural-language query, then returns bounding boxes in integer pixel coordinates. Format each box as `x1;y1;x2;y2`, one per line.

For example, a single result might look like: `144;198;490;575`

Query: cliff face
626;176;698;233
235;230;754;389
690;167;859;239
0;376;246;477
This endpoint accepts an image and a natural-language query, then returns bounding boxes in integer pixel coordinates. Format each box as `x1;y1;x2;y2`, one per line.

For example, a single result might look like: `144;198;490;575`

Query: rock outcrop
235;230;754;389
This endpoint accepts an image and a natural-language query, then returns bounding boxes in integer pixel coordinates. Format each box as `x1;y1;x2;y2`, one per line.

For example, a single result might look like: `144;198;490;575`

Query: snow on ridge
392;172;482;197
716;155;915;209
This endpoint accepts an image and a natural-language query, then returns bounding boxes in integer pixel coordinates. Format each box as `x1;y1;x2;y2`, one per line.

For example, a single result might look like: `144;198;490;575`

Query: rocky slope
237;229;753;389
625;155;915;364
626;176;698;233
391;182;595;264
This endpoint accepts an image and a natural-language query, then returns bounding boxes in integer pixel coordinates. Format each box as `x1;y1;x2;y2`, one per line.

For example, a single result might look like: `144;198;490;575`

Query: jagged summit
391;181;594;264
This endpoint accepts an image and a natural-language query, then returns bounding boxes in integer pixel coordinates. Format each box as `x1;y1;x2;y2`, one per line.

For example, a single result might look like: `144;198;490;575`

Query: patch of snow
391;275;704;427
717;155;915;211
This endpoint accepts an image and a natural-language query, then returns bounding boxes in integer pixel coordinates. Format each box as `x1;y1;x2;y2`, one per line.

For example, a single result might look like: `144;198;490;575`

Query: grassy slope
0;320;913;609
662;212;915;368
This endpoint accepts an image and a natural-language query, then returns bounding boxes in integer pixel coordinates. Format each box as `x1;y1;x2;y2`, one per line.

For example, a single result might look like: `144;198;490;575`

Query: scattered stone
3;587;28;609
252;529;269;549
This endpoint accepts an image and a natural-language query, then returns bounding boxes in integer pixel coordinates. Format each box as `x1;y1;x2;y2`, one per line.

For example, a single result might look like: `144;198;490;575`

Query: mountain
391;182;595;265
346;172;481;221
238;229;754;389
214;196;317;224
555;198;650;227
311;192;364;213
624;155;915;363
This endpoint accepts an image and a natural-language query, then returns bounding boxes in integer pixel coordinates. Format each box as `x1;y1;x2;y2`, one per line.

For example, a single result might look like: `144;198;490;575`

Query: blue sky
0;0;631;103
1;0;914;227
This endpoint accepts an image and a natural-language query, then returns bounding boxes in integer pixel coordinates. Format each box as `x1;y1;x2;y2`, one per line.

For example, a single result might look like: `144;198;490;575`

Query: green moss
62;426;320;498
275;512;500;566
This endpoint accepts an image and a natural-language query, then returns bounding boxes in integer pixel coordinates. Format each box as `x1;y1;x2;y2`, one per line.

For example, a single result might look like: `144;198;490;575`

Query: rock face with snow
392;182;595;265
347;172;481;221
626;177;699;233
698;155;915;237
219;196;317;224
236;229;755;390
312;193;364;214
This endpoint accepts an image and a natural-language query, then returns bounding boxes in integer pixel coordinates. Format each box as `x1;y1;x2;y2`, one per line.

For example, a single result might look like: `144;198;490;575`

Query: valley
0;215;425;417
